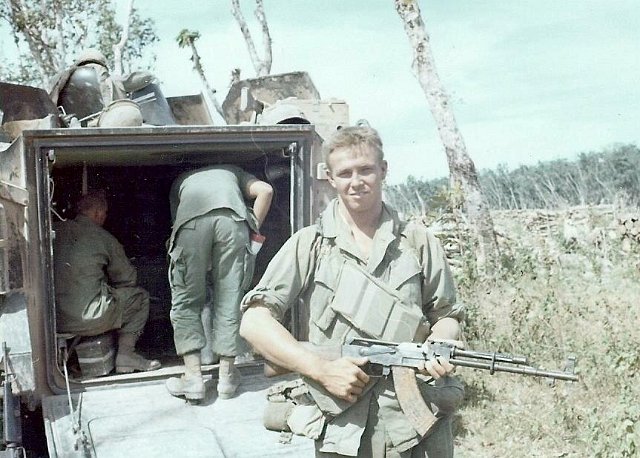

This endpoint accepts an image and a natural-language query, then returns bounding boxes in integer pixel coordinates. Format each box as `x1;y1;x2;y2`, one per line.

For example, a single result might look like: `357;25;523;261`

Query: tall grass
451;206;640;457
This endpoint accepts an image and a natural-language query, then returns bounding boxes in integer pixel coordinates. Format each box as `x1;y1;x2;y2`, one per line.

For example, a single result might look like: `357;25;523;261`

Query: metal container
75;333;115;377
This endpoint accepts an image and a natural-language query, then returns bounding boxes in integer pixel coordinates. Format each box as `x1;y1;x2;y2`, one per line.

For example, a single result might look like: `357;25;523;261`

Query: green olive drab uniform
241;200;465;457
54;215;149;336
168;165;259;357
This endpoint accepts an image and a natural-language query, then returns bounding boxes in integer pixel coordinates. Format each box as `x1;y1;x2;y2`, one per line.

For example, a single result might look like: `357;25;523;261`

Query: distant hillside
385;143;640;214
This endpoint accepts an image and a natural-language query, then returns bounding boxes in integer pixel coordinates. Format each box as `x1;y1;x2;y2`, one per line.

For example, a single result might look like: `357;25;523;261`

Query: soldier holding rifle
240;124;465;457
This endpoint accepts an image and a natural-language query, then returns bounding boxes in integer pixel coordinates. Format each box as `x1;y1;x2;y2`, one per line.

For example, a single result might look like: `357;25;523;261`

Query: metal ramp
43;372;314;457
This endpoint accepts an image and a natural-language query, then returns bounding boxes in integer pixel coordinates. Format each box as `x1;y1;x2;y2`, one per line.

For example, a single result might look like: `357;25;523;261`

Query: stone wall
425;204;640;269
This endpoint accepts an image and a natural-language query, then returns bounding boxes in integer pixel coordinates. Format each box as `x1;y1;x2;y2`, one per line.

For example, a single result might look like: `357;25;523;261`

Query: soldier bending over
165;165;273;401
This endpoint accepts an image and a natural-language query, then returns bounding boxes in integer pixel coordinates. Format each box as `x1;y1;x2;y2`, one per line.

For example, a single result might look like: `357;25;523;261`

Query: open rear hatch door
25;125;328;457
1;135;36;402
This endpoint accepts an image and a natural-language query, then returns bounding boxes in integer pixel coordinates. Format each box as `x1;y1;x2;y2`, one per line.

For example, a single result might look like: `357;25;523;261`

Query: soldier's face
327;145;387;215
95;208;107;226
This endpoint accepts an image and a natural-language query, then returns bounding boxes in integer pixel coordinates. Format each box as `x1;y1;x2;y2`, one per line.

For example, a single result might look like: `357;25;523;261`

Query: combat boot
115;332;161;373
166;374;205;401
115;351;161;373
217;356;241;399
166;351;205;401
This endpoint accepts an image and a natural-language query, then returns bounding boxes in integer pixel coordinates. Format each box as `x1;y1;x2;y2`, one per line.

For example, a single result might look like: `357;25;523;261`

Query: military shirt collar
318;199;403;272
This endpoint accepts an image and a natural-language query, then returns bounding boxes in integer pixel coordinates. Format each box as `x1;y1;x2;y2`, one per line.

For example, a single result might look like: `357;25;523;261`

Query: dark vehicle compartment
47;136;297;380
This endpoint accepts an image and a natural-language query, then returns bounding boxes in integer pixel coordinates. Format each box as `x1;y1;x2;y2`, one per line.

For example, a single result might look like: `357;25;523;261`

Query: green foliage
0;0;158;87
453;206;640;457
176;29;201;48
88;2;159;75
386;144;640;213
480;144;640;210
383;174;449;215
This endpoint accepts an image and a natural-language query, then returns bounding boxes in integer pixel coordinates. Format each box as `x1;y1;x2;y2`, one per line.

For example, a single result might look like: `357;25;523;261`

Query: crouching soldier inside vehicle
240;124;465;457
165;165;273;402
54;190;161;373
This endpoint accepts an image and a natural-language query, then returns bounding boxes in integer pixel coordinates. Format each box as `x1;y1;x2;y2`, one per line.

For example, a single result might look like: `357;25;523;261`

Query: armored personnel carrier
0;75;348;457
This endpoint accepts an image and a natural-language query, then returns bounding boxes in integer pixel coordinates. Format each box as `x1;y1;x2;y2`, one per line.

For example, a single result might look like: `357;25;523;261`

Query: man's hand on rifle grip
315;356;370;403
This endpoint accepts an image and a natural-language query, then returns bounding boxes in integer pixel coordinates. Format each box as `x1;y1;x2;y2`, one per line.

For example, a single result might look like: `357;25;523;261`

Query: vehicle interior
46;135;305;384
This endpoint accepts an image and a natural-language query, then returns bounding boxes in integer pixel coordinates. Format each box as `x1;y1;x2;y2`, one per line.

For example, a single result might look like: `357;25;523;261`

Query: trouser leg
367;413;453;458
210;216;249;357
408;416;454;458
314;404;454;458
200;292;217;364
113;286;150;336
169;216;214;356
314;396;380;458
114;287;160;373
117;332;138;354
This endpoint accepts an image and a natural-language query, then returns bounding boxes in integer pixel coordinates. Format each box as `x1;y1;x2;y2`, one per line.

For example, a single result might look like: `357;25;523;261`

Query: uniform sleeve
241;226;319;321
413;225;465;324
104;232;137;288
235;168;258;195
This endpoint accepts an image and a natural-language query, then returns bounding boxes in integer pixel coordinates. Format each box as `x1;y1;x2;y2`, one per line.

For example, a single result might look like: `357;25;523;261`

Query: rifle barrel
450;357;578;382
453;348;528;365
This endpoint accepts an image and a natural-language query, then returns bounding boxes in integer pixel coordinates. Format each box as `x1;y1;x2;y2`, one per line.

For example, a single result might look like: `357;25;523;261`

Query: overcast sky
8;1;640;184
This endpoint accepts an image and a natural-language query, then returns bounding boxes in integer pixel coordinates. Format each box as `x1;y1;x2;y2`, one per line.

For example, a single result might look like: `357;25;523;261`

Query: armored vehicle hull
0;123;329;457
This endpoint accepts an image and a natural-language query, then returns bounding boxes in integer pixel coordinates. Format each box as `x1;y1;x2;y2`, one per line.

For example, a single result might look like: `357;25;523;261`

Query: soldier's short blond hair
322;125;385;170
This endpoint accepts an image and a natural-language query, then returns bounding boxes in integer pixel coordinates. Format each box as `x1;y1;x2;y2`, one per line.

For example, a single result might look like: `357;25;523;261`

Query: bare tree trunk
189;42;225;119
394;0;499;272
176;29;226;121
509;186;518;210
414;189;426;216
397;185;419;216
113;0;135;77
486;175;502;209
254;0;272;74
231;0;272;76
590;164;614;203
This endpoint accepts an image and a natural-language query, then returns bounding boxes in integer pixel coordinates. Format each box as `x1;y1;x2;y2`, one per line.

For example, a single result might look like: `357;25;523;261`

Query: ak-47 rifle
264;337;578;437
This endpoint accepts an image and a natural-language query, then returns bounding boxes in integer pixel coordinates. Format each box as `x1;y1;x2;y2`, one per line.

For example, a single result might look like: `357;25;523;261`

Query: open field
449;205;639;457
